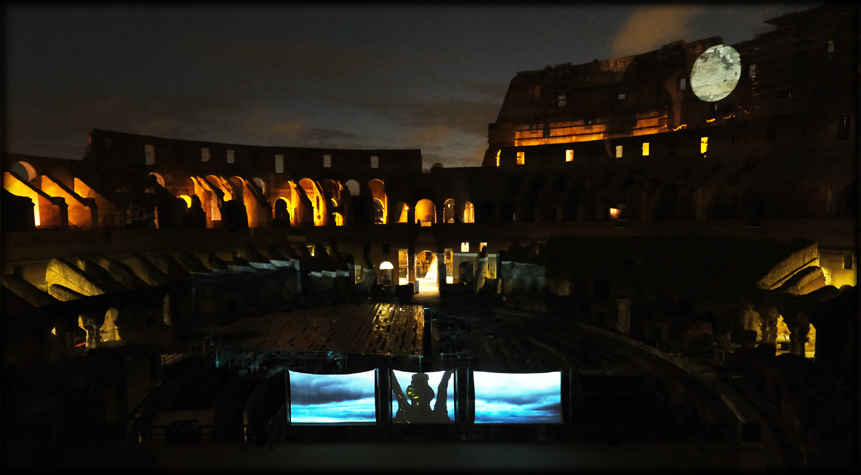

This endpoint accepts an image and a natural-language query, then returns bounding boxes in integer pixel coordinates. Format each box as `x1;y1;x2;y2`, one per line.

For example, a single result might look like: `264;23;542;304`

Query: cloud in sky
611;6;706;57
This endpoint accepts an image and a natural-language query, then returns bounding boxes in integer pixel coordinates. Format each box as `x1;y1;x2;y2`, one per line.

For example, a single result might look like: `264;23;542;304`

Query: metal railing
135;422;741;445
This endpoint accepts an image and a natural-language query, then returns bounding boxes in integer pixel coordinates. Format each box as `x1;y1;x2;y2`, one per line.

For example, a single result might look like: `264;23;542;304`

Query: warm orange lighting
566;150;573;162
496;150;501;167
516;152;525;165
706;118;716;123
609;208;621;220
179;195;192;208
463;202;474;223
673;124;687;131
642;143;650;156
5;172;42;226
334;212;344;226
701;137;708;154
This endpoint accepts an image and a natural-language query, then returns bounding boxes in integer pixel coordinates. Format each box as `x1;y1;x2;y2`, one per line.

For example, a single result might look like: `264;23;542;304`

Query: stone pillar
407;246;416;285
436;252;446;286
79;314;100;349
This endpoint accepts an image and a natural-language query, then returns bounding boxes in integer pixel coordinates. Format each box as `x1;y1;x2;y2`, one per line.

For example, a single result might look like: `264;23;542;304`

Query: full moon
690;45;741;102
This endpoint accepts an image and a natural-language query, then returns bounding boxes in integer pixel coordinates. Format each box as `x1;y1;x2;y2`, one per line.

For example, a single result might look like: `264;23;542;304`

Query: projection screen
289;369;377;423
391;369;455;423
473;371;562;423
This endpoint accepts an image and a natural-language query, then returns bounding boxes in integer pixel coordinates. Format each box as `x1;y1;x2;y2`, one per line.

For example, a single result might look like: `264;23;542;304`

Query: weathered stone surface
99;258;150;289
70;258;128;293
2;274;58;307
176;252;210;273
149;253;191;281
46;258;107;296
120;254;171;286
775;266;825;296
48;284;85;301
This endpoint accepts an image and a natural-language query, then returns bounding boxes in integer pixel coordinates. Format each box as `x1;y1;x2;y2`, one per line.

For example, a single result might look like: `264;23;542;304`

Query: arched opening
394;201;409;223
415;249;439;293
379;261;394;285
11;161;37;182
415;199;436;225
100;308;120;343
333;212;344;226
806;323;816;359
273;197;291;226
179;195;192;209
253;177;266;194
345;179;361;197
462;202;475;223
370;199;383;224
299;178;325;226
443;198;456;223
369;179;387;224
149;172;165;187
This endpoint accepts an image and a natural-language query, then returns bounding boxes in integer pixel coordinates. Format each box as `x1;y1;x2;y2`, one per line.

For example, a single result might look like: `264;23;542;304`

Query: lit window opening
516;152;525;165
565;150;573;162
701;137;708;154
323;154;332;168
496;150;501;167
615;145;623;158
461;242;469;252
642;143;649;156
201;148;211;162
226;149;235;164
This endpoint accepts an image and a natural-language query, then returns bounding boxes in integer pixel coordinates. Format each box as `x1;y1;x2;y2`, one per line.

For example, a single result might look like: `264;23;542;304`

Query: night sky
6;5;777;168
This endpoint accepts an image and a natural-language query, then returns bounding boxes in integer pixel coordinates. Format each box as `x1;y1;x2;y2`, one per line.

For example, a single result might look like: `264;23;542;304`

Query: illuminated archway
443;199;456;223
379;261;394;285
415;199;436;225
368;179;387;224
345;179;361;197
415;249;439;293
299;178;325;226
463;202;475;223
333;212;344;226
273;197;292;225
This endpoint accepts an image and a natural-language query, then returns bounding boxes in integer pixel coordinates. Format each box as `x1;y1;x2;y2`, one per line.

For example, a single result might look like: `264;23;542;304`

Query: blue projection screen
473;371;562;423
391;369;455;423
289;370;376;423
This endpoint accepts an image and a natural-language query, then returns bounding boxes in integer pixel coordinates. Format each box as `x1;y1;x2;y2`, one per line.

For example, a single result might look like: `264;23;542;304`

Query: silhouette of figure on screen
391;369;453;423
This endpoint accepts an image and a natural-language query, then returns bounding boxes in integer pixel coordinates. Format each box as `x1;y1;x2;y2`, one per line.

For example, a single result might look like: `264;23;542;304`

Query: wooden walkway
197;303;424;357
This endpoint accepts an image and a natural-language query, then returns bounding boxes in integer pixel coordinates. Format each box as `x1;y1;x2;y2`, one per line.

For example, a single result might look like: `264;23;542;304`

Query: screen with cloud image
289;370;376;423
473;371;562;423
391;369;455;423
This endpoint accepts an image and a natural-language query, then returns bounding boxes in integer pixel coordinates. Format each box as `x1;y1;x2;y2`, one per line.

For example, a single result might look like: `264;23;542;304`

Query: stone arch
100;308;120;342
369;179;387;224
253;177;266;195
10;161;37;182
415;199;436;225
443;198;456;223
149;172;166;187
462;201;475;223
272;197;292;226
299;178;326;226
344;179;361;197
379;261;394;285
